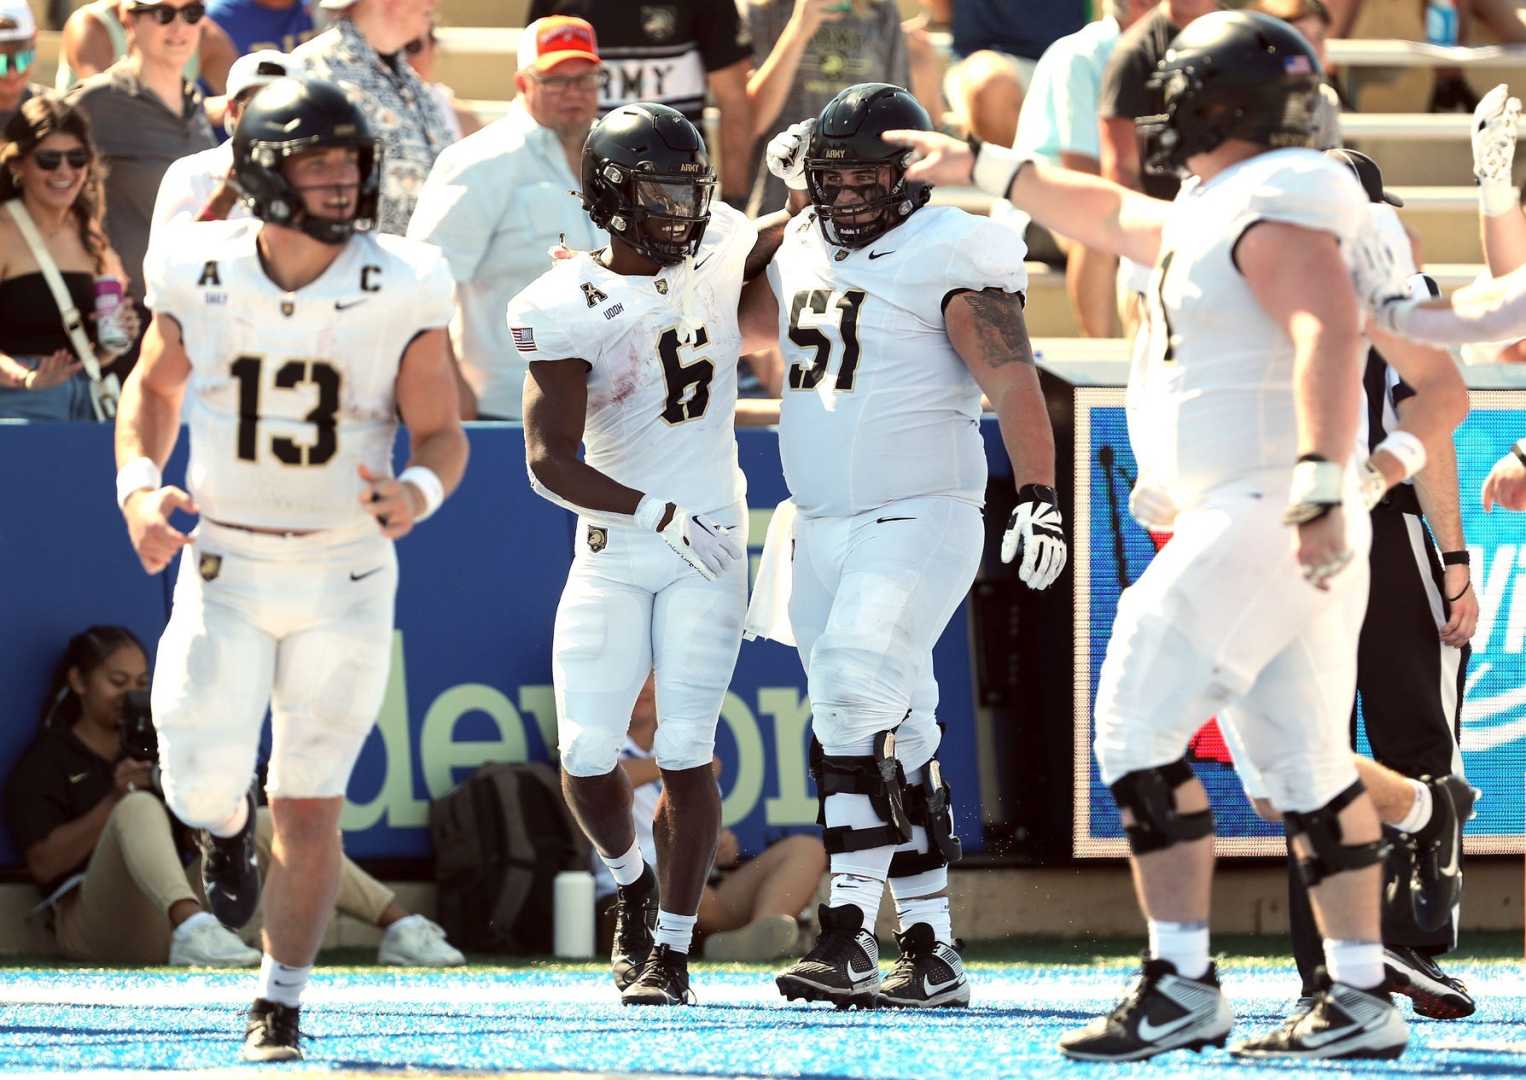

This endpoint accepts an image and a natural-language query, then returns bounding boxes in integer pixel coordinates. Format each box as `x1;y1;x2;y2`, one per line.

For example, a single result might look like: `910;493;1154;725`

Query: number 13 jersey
768;206;1029;518
507;201;755;515
143;219;455;531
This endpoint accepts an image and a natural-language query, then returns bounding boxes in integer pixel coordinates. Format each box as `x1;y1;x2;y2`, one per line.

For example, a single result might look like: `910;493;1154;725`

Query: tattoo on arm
959;287;1035;366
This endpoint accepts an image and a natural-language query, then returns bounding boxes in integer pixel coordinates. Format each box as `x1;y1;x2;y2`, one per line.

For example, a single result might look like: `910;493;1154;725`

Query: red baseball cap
518;16;600;74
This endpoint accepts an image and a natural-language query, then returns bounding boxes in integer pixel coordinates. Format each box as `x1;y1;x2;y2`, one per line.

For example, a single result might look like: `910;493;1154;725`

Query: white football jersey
507;201;755;515
768;205;1029;517
143;220;454;530
1126;149;1369;503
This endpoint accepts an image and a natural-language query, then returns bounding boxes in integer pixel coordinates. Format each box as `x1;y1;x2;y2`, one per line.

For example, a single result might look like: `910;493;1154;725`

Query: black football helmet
581;103;715;267
1139;10;1323;176
232;77;381;245
804;82;932;250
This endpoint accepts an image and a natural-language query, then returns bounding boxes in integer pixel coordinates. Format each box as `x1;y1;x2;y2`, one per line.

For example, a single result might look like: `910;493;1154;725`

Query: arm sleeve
506;281;587;365
1230;159;1369;260
1393;261;1526;346
696;0;751;72
140;239;191;327
917;215;1030;326
406;160;494;283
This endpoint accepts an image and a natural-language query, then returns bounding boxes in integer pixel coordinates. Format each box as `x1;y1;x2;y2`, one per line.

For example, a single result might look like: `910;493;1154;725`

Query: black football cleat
621;943;695;1006
200;786;260;929
879;923;970;1008
1408;774;1478;933
1059;957;1232;1062
1233;974;1406;1060
1384;946;1476;1019
776;903;881;1009
611;864;658;992
242;998;302;1062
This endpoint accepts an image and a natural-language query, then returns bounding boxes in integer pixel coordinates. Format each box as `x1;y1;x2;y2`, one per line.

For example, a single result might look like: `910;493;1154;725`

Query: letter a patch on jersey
581;282;609;308
197;261;221;287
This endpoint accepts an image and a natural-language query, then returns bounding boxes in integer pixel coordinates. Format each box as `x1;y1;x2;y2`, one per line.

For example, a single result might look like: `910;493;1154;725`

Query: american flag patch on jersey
511;327;536;353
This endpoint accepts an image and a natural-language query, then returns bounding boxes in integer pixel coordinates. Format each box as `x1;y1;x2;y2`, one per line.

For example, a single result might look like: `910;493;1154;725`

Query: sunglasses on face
33;148;91;170
129;2;206;25
0;47;35;76
404;32;435;55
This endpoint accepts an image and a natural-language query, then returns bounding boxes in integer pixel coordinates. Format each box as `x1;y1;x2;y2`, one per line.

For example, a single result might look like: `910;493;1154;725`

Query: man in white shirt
406;16;606;419
149;50;291;237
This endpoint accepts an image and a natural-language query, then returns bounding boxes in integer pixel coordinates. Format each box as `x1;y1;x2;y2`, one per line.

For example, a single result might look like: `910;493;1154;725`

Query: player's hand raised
122;485;196;574
359;463;425;540
1473;83;1521;216
766;118;814;191
636;496;742;581
1002;483;1066;590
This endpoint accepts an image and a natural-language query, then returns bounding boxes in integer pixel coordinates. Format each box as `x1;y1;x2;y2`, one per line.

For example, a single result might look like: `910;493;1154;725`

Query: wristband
633;493;671;532
398;465;444;521
970;138;1032;199
1479;182;1519;218
116;456;162;509
1441;550;1471;567
1513;437;1526;468
1372;430;1428;482
1284;458;1344;525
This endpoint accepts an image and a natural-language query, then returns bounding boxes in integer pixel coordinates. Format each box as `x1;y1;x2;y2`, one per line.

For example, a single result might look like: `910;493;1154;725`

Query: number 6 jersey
767;205;1029;518
143;219;455;531
507;201;755;515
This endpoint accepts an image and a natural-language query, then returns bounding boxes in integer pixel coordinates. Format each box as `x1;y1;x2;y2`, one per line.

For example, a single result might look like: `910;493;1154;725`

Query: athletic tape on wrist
971;140;1030;199
1372;430;1427;482
398;465;444;521
115;457;162;509
1480;183;1520;218
1286;459;1344;522
634;493;668;532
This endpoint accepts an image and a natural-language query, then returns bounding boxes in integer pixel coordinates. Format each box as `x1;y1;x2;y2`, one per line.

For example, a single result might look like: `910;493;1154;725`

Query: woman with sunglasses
0;96;140;420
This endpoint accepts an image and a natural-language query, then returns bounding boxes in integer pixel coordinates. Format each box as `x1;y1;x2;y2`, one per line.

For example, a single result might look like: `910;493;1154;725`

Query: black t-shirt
952;0;1086;61
526;0;751;127
3;727;116;895
1098;9;1181;201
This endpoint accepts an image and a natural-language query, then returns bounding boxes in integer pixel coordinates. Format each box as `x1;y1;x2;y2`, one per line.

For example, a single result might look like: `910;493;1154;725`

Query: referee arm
1398;395;1479;646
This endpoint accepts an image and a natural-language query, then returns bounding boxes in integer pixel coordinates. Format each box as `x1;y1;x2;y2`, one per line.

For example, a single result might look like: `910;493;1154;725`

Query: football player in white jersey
510;102;790;1007
743;83;1065;1011
113;78;468;1062
889;11;1466;1060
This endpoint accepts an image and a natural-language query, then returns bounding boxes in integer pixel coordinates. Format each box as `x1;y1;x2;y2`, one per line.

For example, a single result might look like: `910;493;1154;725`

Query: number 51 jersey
143;219;455;531
507;201;756;515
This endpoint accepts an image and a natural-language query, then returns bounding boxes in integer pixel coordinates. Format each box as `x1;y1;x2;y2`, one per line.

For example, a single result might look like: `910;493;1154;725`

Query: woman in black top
0;94;138;420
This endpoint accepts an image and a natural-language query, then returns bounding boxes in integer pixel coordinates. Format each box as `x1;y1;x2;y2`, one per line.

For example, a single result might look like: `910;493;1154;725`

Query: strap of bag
4;199;119;419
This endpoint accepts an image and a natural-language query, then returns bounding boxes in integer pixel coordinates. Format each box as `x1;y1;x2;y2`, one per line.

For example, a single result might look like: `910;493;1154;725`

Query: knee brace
1109;757;1214;856
1283;780;1391;889
888;759;964;878
811;731;914;853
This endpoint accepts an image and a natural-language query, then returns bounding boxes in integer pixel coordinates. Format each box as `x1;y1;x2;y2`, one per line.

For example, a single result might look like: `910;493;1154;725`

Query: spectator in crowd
148;49;288;235
403;21;481;142
55;0;237;93
207;0;316;57
292;0;455;235
526;0;753;209
0;0;44;131
1251;0;1341;147
1013;0;1153;337
741;0;910;216
592;675;828;962
66;0;216;318
898;3;950;124
0;96;139;420
407;15;604;420
943;0;1088;147
2;626;467;967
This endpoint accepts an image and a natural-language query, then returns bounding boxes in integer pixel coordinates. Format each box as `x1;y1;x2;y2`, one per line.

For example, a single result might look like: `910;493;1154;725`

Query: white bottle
553;870;595;958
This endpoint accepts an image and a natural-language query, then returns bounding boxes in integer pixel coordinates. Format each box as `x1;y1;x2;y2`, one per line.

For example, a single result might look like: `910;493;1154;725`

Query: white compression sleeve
1392;262;1526;346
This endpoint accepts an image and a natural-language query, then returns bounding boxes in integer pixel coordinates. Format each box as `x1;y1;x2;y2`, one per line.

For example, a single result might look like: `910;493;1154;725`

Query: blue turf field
3;962;1525;1077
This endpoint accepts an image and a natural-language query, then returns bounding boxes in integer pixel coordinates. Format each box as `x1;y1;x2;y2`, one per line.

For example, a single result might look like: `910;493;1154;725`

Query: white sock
894;894;952;944
207;797;249;840
600;838;646;888
256;954;312;1008
1324;938;1385;990
652;909;697;954
172;910;218;939
1148;919;1210;979
1394;778;1432;835
829;873;886;926
382;913;425;937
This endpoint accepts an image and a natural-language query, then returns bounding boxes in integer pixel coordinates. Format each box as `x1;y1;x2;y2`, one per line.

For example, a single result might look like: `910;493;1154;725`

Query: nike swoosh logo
868;250;894;260
1439;836;1460;878
1135;1013;1201;1042
335;299;367;311
923;974;962;996
69;772;88;783
693;256;713;271
1297;1015;1382;1048
349;567;384;581
876;516;915;524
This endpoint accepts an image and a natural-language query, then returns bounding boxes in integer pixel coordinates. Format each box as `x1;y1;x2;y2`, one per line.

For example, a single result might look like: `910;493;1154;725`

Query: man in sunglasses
0;0;43;132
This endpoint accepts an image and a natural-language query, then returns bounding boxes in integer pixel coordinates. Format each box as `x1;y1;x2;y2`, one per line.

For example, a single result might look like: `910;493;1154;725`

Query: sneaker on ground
1058;957;1232;1062
620;943;695;1006
242;998;302;1062
1384;945;1476;1019
1408;773;1478;933
879;923;970;1008
703;913;799;962
775;903;881;1010
199;786;260;929
377;915;466;966
1232;976;1406;1060
611;864;658;992
168;915;260;967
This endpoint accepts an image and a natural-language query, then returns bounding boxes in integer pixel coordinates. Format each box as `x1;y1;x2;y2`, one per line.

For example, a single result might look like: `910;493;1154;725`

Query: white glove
634;495;742;581
1128;480;1178;532
1473;83;1521;217
1346;215;1412;329
766;118;814;191
1001;484;1067;590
